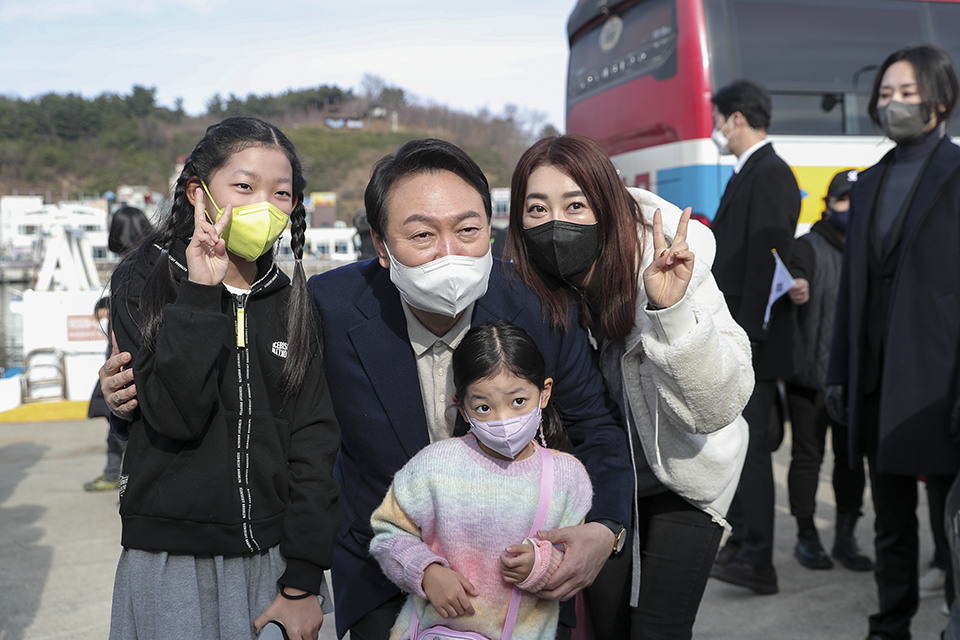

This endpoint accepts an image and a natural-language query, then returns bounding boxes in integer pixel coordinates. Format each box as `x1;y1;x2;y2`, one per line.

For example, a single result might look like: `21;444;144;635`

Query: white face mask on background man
712;117;735;156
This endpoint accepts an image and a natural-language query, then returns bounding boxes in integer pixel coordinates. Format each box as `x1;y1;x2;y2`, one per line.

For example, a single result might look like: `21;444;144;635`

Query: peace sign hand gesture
642;207;695;309
186;187;231;286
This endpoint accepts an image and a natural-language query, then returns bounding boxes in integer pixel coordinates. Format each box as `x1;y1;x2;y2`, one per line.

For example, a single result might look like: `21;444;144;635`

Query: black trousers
926;478;952;573
861;391;957;639
586;490;723;640
104;425;128;481
725;380;778;568
348;595;403;640
785;383;866;523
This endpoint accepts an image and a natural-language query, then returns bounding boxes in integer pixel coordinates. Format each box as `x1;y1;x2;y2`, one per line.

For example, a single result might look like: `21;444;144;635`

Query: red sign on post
67;315;105;342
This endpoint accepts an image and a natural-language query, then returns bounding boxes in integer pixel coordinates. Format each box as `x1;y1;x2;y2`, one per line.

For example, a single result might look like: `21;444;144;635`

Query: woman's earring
538;419;548;448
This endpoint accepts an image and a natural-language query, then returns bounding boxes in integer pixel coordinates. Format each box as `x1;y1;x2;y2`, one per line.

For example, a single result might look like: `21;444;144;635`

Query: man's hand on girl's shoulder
100;335;138;420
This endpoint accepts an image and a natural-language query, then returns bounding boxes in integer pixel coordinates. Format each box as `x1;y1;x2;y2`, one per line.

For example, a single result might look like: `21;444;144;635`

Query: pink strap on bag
411;446;555;640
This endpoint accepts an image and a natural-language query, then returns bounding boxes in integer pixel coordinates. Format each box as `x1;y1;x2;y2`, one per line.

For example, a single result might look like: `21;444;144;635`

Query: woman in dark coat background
826;44;960;640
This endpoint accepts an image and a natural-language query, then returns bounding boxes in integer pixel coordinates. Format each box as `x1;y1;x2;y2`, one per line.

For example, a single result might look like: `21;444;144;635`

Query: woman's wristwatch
594;519;626;555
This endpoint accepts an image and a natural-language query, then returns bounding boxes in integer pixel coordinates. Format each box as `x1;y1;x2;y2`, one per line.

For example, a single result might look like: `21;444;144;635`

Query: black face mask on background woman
522;220;600;280
879;100;932;143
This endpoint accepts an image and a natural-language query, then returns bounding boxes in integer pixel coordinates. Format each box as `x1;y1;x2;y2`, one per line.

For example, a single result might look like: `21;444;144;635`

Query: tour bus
565;0;960;229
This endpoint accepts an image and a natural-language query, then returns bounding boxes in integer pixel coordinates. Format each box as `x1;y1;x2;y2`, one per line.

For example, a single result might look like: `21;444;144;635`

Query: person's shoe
795;537;834;569
713;541;740;568
920;567;947;598
83;473;119;491
831;541;874;571
710;559;779;595
833;512;874;571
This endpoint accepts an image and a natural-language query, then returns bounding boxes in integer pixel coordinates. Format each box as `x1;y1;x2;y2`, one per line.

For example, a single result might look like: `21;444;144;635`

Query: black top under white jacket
111;240;341;594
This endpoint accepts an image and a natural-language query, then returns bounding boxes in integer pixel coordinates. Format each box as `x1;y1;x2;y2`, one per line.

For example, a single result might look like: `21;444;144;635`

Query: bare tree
359;74;387;105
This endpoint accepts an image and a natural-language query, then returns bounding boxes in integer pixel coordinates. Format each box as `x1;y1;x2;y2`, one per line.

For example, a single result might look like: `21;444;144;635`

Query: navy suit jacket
309;258;633;637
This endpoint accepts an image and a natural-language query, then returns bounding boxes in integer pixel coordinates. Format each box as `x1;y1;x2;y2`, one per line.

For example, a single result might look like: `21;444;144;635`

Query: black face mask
826;207;849;233
522;220;600;280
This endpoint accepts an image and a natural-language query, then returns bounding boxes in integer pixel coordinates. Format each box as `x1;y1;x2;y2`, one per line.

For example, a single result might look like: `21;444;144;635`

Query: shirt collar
735;138;771;174
401;299;476;357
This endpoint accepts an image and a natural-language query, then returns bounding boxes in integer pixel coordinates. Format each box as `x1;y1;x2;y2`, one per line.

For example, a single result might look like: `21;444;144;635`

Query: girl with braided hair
108;116;341;640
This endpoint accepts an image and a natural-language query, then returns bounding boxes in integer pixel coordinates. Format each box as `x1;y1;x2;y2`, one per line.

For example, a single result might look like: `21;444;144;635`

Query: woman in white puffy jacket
506;134;753;640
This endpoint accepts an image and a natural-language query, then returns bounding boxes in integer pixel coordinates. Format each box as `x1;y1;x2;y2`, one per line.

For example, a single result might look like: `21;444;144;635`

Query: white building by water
294;222;360;262
0;196;109;259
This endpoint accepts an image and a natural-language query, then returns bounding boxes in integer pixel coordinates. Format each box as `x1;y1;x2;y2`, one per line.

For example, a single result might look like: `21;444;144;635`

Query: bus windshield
567;0;677;107
704;0;960;135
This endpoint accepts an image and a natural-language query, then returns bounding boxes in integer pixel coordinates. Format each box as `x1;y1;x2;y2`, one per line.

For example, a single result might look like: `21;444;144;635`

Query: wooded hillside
0;77;558;221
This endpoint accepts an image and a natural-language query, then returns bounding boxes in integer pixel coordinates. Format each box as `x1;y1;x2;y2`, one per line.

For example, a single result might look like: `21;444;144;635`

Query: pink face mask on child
466;397;542;459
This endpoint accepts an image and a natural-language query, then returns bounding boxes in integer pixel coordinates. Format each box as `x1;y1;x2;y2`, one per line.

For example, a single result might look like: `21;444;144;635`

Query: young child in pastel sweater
370;320;593;640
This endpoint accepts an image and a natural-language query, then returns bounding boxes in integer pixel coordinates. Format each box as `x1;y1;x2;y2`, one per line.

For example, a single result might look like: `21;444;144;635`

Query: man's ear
371;229;390;269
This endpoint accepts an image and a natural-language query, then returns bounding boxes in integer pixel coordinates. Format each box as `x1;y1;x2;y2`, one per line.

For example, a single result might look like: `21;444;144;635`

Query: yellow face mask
201;182;291;262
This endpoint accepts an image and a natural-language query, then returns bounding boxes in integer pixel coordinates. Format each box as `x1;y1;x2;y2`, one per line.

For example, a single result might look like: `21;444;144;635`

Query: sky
0;0;575;131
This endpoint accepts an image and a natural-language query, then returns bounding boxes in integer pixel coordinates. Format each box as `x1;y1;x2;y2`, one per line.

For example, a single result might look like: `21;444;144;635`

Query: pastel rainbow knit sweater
370;434;592;640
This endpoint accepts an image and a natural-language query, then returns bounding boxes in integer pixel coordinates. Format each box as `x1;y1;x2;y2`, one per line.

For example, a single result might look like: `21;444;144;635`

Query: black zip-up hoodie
111;240;341;594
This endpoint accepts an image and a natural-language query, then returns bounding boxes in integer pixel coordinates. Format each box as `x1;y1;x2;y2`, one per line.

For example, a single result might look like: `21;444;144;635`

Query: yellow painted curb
0;401;90;423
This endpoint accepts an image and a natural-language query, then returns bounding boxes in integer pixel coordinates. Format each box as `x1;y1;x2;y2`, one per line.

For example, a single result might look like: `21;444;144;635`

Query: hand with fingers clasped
422;563;479;619
642;206;696;309
501;542;536;585
187;186;232;286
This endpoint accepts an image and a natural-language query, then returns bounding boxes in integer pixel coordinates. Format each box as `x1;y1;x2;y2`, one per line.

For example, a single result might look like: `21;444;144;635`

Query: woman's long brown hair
506;135;644;339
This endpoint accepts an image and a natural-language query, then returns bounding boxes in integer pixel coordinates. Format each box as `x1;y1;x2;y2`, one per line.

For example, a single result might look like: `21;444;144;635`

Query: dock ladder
20;348;67;403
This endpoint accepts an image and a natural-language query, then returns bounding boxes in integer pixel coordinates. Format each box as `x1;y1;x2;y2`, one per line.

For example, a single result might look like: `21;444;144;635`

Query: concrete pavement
0;417;950;639
0;418;340;640
693;441;948;640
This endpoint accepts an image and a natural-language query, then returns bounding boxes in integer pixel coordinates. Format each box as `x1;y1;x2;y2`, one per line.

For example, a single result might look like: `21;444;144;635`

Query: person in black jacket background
785;170;872;573
708;79;801;596
826;45;960;640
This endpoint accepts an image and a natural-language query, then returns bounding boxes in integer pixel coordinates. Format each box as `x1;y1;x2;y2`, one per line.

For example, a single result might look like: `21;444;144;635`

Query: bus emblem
599;15;623;52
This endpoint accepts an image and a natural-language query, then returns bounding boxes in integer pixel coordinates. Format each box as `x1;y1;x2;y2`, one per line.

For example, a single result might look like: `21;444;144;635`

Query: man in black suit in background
708;79;801;595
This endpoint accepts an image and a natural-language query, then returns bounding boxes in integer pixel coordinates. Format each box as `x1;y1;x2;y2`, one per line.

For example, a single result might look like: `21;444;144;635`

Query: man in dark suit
310;139;633;639
707;80;801;595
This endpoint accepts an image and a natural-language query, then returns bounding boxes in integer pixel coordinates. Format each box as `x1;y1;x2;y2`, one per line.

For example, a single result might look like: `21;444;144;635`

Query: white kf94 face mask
384;244;493;317
712;116;736;156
